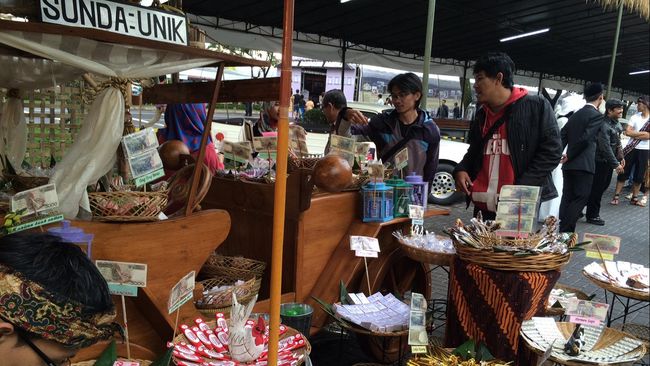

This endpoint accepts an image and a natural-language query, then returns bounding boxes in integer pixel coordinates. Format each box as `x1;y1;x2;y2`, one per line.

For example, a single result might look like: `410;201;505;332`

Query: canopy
184;0;649;95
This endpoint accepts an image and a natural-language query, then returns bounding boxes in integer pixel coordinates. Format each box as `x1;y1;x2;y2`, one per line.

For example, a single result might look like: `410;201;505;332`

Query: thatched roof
596;0;650;21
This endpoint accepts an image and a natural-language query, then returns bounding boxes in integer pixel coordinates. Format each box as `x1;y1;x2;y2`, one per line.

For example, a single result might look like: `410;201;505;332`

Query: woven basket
3;173;49;192
72;360;152;366
582;271;650;302
195;276;262;316
398;237;455;266
288;156;321;172
452;234;576;272
88;190;168;222
172;321;311;365
200;254;266;280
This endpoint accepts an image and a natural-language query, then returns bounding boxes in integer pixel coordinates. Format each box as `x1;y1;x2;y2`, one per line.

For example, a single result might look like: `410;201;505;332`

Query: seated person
253;101;280;137
0;233;120;365
158;103;224;174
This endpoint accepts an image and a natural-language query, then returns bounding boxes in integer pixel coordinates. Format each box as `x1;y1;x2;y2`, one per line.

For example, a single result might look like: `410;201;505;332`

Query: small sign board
583;233;620;261
168;271;195;314
350;236;381;258
11;183;59;216
394;148;409;170
565;298;609;326
40;0;188;46
7;214;64;234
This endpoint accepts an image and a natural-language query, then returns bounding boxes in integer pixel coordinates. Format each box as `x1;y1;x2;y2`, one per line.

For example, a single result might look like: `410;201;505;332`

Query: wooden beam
185;63;224;216
142;78;282;104
0;20;269;68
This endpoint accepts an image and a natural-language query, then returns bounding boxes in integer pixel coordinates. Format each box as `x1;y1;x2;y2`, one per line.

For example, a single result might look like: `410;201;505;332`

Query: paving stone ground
309;180;649;365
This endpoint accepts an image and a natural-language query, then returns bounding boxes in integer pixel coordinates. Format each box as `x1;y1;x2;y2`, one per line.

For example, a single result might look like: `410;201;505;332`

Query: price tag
168;271;195;314
411;345;427;354
565;298;609;326
394;148;409;170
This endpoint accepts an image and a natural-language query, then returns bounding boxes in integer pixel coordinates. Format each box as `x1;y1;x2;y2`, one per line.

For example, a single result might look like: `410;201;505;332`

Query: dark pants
586;162;613;219
559;170;593;232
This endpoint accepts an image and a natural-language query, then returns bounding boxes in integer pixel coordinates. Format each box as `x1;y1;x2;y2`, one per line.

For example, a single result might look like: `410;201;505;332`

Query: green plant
303;108;327;125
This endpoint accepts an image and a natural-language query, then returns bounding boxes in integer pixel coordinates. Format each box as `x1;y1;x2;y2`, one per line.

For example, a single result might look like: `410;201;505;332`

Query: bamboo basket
398;237;455;266
3;173;50;192
88;190;168;222
451;234;576;272
172;321;311;365
582;271;650;302
195;276;262;317
199;254;266;280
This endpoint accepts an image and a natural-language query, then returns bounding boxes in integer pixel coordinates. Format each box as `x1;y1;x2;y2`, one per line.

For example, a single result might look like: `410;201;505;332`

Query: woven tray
3;173;50;192
582;271;650;302
524;322;647;366
88;190;168;222
72;359;152;366
200;254;266;280
195;276;262;316
451;233;576;272
398;237;455;266
172;321;311;365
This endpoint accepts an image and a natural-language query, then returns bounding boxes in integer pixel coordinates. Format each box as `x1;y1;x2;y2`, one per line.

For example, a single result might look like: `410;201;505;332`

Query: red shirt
471;88;528;212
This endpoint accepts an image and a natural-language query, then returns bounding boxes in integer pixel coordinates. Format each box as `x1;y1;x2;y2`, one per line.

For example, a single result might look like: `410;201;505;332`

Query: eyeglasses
15;330;71;366
390;92;411;100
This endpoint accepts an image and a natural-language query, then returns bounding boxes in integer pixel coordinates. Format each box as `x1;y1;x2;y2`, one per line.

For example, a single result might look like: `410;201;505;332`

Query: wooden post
268;1;294;365
185;63;225;216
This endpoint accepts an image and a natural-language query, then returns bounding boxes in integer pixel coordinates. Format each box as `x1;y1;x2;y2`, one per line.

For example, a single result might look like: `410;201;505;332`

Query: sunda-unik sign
40;0;188;46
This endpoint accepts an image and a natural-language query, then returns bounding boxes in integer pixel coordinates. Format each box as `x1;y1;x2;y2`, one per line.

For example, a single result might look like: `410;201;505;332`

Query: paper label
350;236;380;252
6;214;64;234
583;233;621;255
96;260;148;287
586;251;614;261
355;249;379;258
108;283;138;297
133;168;164;187
411;345;427;354
394;148;409;170
168;271;195;314
565;298;608;325
11;183;59;216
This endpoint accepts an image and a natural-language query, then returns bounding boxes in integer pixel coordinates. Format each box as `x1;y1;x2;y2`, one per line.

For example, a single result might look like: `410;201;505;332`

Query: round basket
582;271;650;302
288;156;321;172
3;173;50;192
451;233;576;272
172;321;311;365
398;237;455;266
88;190;168;222
200;254;266;280
340;322;409;364
195;276;262;316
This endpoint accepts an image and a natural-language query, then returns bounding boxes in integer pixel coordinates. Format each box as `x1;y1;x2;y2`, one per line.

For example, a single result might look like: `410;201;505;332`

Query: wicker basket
452;234;576;272
3;173;50;192
398;237;455;266
582;271;650;302
195;276;262;316
199;254;266;280
88;190;168;222
288;156;321;172
172;321;311;365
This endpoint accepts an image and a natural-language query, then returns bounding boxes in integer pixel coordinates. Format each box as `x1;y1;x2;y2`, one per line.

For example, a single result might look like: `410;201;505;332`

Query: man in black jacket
559;83;605;232
585;99;625;225
453;52;562;219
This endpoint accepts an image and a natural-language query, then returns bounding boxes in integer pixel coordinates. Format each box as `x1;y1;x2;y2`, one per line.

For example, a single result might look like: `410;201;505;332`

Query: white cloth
538;116;569;220
50;88;124;218
628;113;650;150
377;98;385;105
0;97;28;172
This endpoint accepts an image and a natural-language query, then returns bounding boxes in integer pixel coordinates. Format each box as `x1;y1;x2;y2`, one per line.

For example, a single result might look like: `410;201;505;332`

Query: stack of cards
408;293;428;346
495;185;540;236
584;261;649;292
329;135;356;166
122;128;164;186
333;292;410;333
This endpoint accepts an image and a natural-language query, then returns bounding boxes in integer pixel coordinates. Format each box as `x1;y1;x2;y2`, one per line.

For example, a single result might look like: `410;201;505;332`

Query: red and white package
215;313;229;331
113;361;141;366
195;318;212;332
216;330;229;346
172;349;204;363
167;342;197;356
180;324;203;348
197;346;225;359
205;329;228;353
175;361;204;366
192;326;214;350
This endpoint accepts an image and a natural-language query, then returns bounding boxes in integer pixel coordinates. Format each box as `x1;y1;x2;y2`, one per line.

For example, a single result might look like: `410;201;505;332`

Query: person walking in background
436;99;449;118
292;89;303;121
453;102;461;119
584;99;625;225
377;94;385;105
453;52;562;219
611;95;650;206
559;83;605;232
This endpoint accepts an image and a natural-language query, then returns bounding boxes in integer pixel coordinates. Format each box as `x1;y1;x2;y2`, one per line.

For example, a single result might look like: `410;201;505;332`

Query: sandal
610;194;620;205
631;196;647;207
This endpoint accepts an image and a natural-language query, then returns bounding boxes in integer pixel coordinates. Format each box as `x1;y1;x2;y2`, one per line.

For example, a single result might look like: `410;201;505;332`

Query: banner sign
40;0;188;46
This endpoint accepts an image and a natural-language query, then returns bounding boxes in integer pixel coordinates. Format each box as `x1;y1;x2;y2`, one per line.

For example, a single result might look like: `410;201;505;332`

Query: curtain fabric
0;97;28;172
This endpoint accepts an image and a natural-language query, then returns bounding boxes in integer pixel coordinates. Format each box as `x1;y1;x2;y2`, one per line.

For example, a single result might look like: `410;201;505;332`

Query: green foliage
150;346;174;366
303;108;327;125
452;340;495;361
93;340;117;366
339;280;349;304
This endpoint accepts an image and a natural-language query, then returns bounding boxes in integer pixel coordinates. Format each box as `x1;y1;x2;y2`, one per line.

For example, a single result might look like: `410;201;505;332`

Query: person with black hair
583;99;625;225
321;89;354;154
346;72;441;186
453;52;562;219
436;99;449;118
0;233;119;365
559;82;606;232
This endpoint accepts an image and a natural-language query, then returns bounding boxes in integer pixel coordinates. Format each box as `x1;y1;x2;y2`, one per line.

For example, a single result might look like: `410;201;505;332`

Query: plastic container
279;303;313;337
47;220;94;258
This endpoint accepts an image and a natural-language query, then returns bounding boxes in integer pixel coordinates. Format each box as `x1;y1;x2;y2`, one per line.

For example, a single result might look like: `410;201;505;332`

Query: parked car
346;102;468;205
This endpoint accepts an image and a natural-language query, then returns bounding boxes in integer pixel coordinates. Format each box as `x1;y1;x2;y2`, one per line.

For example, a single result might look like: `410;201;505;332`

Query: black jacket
453;95;562;201
595;116;623;168
561;105;603;173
